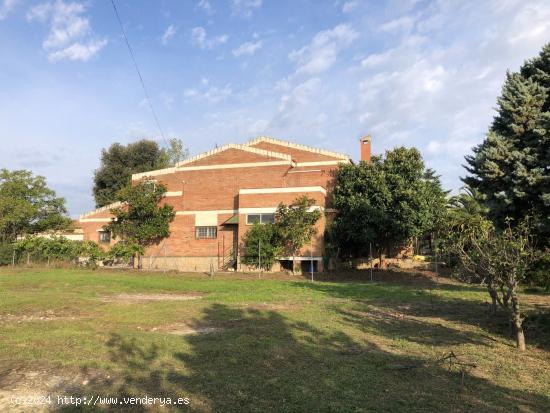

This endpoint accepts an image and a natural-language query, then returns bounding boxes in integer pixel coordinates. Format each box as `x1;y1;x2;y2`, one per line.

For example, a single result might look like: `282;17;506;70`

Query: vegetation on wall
276;196;321;273
106;180;175;269
241;223;281;271
242;196;321;272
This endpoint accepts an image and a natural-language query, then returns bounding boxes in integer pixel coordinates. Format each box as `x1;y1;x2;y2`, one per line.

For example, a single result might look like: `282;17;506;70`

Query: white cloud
342;0;360;13
161;24;176;45
184;82;232;103
379;16;415;32
347;0;550;193
361;49;394;68
289;23;358;75
232;40;262;57
48;39;107;61
196;0;213;15
27;0;106;62
231;0;262;18
0;0;18;20
191;26;229;49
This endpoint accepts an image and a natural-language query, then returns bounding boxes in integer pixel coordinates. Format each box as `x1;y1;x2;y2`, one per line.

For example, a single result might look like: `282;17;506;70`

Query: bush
0;243;17;266
103;241;143;267
241;223;281;271
14;236;104;266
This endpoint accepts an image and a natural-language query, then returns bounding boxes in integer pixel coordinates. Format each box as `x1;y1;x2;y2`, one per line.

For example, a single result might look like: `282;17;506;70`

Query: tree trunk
510;290;526;351
292;254;295;275
515;322;526;351
137;254;143;270
487;287;498;315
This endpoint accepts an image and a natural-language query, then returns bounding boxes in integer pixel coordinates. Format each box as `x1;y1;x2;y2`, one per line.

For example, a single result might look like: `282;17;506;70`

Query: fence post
369;242;373;282
310;238;314;282
258;239;261;279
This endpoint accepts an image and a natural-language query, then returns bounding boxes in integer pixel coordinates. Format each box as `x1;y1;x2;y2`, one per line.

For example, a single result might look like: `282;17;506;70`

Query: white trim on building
246;136;350;160
239;186;326;195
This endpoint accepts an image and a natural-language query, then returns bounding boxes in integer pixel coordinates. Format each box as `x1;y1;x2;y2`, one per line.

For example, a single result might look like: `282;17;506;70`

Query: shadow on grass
57;303;549;412
292;276;550;351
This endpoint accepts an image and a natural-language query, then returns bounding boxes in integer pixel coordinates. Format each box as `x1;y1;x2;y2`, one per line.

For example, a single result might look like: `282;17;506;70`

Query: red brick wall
184;148;281;166
80;144;345;267
249;141;341;162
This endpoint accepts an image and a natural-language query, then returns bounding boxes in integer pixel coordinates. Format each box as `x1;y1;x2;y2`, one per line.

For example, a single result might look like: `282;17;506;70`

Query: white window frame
98;230;111;244
246;213;275;225
195;226;217;239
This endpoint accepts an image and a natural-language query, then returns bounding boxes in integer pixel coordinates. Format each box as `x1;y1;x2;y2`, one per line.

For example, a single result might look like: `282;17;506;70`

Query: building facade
79;137;369;272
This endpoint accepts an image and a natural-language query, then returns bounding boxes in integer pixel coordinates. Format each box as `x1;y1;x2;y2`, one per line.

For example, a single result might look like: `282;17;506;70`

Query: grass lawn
0;267;549;412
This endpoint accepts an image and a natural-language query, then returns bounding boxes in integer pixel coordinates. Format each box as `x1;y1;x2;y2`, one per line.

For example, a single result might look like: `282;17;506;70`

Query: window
98;231;111;243
196;226;217;239
246;213;275;225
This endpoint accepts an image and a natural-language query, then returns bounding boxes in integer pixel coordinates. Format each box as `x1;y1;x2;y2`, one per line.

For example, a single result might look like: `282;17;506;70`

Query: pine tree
463;44;550;244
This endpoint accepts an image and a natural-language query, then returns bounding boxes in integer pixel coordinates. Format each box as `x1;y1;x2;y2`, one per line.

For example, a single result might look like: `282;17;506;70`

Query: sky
1;0;550;217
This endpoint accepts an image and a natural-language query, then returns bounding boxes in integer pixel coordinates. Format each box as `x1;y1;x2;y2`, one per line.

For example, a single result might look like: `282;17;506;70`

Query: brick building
79;136;371;272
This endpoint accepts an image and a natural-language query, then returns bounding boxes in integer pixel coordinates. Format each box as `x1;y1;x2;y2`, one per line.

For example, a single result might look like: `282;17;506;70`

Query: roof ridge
246;136;350;160
79;201;123;220
174;143;291;167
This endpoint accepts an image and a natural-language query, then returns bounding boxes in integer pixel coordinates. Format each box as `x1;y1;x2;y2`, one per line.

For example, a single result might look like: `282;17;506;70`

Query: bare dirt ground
99;292;203;303
148;323;223;336
0;312;78;323
0;369;106;413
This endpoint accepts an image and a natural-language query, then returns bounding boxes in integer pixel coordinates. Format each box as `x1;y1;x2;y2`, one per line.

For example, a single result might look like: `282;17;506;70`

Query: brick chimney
360;135;372;163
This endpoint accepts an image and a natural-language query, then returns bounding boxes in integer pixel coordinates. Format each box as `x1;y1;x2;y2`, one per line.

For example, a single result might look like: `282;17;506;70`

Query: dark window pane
247;214;261;224
99;231;110;243
261;213;275;224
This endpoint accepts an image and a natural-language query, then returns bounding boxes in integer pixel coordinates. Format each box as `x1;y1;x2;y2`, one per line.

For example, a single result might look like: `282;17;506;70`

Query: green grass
0;267;549;412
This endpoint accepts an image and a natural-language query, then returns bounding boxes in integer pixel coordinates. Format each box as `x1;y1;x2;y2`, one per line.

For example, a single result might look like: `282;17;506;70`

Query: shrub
241;223;281;271
104;241;143;267
14;236;104;266
0;243;17;266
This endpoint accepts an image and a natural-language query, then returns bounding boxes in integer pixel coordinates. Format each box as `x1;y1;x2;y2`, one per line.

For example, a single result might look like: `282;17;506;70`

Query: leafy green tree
463;44;550;244
450;218;538;350
106;181;175;269
163;138;190;166
93;140;170;207
331;147;448;260
0;169;70;243
276;196;321;274
241;223;281;271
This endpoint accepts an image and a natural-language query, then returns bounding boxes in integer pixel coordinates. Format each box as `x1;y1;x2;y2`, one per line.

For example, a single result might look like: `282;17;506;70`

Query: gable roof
174;143;291;167
79;201;122;220
246;136;350;161
131;137;349;180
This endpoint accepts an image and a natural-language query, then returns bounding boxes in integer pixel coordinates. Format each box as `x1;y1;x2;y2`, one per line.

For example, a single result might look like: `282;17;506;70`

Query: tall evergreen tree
463;44;550;244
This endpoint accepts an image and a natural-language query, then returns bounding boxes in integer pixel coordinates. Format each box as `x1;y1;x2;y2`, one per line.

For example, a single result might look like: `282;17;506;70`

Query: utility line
110;0;166;142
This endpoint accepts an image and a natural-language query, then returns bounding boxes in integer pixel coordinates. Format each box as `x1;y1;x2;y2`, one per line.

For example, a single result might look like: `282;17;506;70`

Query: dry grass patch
99;292;202;303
